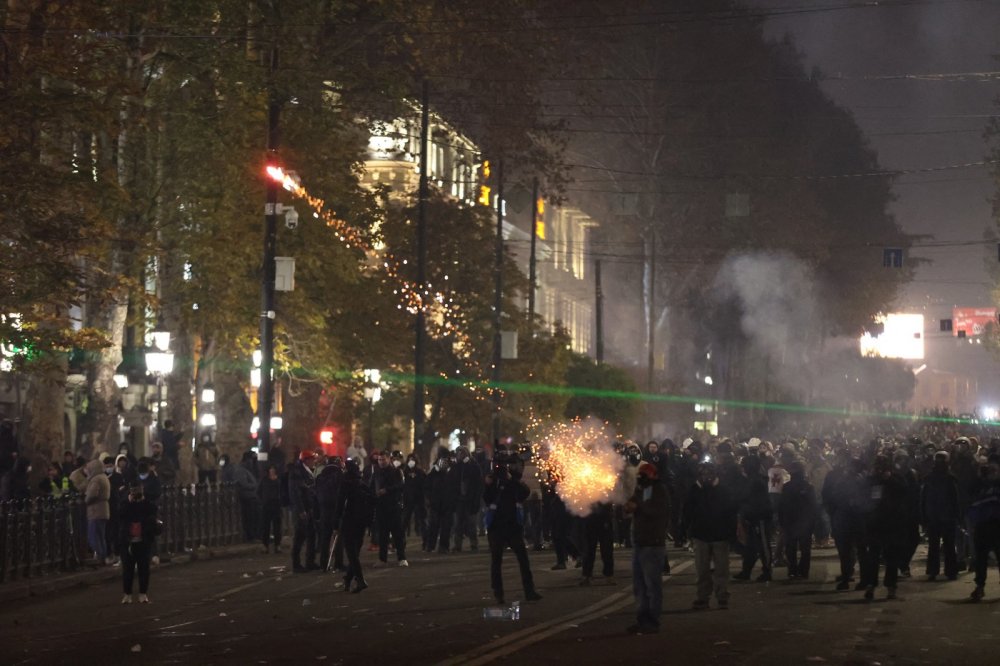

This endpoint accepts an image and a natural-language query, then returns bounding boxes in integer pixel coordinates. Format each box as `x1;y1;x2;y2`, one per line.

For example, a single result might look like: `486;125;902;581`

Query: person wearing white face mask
402;454;427;539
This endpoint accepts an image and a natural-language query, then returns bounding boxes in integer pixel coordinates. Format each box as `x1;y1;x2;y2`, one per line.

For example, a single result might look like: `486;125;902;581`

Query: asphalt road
2;539;999;665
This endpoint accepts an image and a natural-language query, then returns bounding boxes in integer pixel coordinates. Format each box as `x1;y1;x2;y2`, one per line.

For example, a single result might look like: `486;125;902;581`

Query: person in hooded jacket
334;458;373;593
232;451;261;542
921;450;959;581
778;460;818;579
84;458;111;564
967;455;1000;601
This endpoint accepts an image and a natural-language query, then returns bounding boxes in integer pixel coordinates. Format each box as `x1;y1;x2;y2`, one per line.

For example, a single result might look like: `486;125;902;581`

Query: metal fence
0;483;243;584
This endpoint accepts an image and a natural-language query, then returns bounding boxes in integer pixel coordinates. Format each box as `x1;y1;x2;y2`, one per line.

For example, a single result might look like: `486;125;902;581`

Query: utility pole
595;258;604;363
491;158;504;444
646;227;656;394
258;42;280;460
414;80;429;456
527;177;539;320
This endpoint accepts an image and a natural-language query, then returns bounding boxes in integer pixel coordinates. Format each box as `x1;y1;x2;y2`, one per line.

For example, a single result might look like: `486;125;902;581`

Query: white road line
439;559;693;666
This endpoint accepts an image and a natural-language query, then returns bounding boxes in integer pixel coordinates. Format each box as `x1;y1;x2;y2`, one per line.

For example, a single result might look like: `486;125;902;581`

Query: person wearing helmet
290;449;320;573
624;462;670;634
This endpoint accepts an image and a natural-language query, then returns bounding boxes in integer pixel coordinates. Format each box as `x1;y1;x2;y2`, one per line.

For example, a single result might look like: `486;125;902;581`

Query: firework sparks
534;419;624;517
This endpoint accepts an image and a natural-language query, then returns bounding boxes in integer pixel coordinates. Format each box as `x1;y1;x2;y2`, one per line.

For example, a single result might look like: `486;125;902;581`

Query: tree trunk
22;352;68;467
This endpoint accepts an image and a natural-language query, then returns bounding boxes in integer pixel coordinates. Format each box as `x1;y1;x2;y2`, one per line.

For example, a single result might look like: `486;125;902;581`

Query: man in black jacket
921;451;959;581
823;451;867;591
483;452;542;605
402;454;427;537
861;455;909;600
316;456;344;569
683;463;737;610
334;458;373;593
624;462;669;634
289;450;320;572
778;460;818;580
424;453;455;553
373;451;408;567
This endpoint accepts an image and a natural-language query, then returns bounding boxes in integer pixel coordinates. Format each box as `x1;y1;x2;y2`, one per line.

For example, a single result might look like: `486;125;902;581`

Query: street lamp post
144;326;174;437
363;369;381;450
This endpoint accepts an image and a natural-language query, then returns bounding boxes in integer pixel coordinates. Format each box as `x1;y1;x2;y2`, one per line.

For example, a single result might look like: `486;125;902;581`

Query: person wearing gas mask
483;451;542;605
450;446;483;552
424;451;456;553
373;450;408;567
624;462;669;634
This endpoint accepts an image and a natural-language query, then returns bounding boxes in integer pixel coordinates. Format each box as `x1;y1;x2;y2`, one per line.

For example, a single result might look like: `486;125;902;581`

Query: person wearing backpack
335;458;374;593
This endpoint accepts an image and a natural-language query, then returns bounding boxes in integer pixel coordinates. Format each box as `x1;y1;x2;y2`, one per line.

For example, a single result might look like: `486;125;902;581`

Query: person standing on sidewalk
683;463;738;610
624;462;670;634
118;483;158;604
84;459;111;565
258;465;284;553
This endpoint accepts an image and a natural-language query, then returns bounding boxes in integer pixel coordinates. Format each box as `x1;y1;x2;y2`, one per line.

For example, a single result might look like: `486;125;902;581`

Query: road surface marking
438;559;693;666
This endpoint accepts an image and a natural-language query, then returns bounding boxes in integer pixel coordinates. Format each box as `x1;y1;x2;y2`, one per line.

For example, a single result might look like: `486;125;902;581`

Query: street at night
4;541;1000;665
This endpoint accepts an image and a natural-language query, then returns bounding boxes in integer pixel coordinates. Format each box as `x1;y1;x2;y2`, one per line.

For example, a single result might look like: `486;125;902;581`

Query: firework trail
533;419;625;517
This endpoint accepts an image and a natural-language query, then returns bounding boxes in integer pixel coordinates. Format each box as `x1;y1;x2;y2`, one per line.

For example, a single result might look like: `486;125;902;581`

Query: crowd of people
5;416;1000;635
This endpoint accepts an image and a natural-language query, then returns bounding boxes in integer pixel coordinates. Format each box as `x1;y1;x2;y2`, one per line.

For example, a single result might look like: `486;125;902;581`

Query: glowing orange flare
266;165;284;182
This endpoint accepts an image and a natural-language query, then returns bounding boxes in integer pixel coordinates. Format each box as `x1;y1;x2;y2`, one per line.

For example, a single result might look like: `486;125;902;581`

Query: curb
0;544;261;605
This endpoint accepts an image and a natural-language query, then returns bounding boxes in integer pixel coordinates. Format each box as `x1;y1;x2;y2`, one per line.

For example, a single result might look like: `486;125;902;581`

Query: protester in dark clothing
233;451;261;542
38;462;70;498
894;451;921;578
735;453;773;582
778;461;818;579
316;457;344;569
0;457;31;502
683;463;738;609
118;483;158;604
334;458;373;593
921;451;960;581
580;502;614;584
60;451;76;479
257;465;283;553
546;476;579;569
624;462;670;634
373;451;408;566
861;456;909;600
968;456;1000;601
402;454;427;537
823;453;867;591
159;420;182;471
482;452;541;605
449;447;482;552
136;459;162;505
424;455;455;553
289;450;320;572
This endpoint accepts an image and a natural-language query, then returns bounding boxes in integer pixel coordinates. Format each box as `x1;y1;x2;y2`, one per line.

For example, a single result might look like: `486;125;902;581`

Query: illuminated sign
952;307;997;337
859;313;924;360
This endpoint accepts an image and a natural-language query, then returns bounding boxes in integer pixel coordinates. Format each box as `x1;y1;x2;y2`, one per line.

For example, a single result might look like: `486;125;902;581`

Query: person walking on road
624;462;670;635
968;455;1000;601
373;450;408;567
335;458;374;593
289;450;320;572
778;460;818;580
921;451;960;581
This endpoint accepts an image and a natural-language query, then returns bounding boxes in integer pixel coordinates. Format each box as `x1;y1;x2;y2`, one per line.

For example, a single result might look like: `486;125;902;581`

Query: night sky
754;0;1000;397
757;0;1000;312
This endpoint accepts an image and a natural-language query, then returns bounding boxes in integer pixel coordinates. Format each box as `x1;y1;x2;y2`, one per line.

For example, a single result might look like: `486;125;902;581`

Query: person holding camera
119;483;159;604
483;452;542;605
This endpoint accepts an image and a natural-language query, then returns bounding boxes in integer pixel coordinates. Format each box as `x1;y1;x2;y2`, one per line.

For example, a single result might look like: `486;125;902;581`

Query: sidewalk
0;542;261;605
